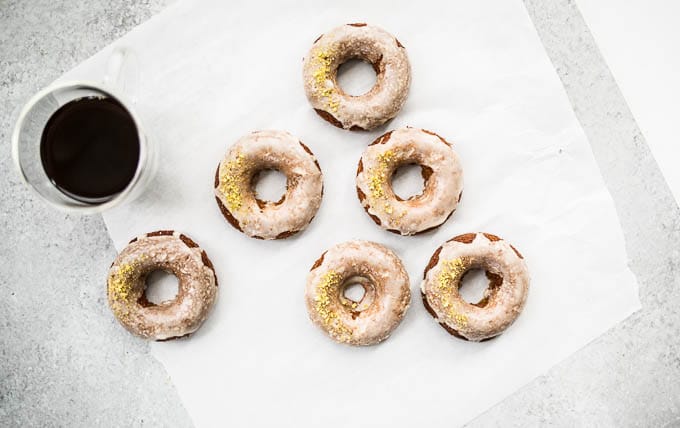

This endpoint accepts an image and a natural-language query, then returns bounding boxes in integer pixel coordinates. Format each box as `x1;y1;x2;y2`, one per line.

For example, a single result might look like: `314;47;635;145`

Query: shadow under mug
11;48;155;214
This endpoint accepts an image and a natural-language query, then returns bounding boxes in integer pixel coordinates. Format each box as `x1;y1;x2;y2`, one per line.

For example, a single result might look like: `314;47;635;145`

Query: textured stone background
1;0;679;426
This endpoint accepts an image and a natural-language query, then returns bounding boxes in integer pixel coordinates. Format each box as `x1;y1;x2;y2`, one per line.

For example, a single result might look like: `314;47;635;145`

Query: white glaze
420;233;530;341
305;240;411;346
302;23;411;130
356;127;463;235
107;232;218;341
214;130;323;240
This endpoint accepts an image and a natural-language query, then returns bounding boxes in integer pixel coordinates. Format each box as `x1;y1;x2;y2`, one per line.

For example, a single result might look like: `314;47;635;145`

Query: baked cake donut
421;233;529;341
305;240;411;346
214;130;323;240
107;230;218;341
303;23;411;130
356;127;463;235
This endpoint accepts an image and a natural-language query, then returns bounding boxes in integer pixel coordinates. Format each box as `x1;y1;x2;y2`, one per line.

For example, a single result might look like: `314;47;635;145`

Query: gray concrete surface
0;1;192;427
1;0;679;427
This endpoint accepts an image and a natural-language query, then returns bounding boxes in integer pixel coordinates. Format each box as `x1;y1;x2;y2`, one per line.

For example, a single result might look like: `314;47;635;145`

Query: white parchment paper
60;0;640;426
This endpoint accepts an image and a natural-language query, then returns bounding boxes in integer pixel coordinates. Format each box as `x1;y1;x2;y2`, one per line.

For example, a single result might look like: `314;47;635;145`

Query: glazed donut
214;130;323;240
356;127;463;235
107;230;218;341
305;240;411;346
421;233;529;341
303;23;411;130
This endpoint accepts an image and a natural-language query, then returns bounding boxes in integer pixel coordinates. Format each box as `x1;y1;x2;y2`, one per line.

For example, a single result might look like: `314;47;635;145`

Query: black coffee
40;96;140;204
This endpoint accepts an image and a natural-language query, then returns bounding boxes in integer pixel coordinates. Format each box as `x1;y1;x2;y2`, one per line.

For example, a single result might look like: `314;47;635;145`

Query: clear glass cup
11;48;155;213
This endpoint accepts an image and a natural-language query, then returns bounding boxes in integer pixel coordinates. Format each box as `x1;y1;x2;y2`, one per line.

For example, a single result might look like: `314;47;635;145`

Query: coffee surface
40;96;140;203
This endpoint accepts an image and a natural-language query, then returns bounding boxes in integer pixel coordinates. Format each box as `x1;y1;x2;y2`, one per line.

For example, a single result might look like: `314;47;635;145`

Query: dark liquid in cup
40;96;140;204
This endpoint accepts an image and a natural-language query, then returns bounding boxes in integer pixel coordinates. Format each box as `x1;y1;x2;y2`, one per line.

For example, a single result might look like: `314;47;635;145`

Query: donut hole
336;58;377;96
340;276;375;313
391;163;427;200
458;269;503;307
145;270;179;305
251;169;287;204
343;282;366;302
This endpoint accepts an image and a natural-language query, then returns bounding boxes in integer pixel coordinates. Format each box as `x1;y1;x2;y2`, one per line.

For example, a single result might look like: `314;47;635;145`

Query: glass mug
11;47;155;213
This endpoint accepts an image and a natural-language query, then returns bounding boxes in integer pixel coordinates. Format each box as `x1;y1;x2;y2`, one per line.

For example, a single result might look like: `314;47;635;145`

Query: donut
214;130;323;240
305;240;411;345
303;23;411;131
356;127;463;235
421;233;529;341
107;230;218;341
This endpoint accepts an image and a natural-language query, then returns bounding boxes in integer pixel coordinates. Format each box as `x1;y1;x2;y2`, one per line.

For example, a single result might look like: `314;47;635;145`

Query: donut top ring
421;233;529;341
305;240;411;346
356;127;463;235
214;130;323;240
303;23;411;130
107;230;218;341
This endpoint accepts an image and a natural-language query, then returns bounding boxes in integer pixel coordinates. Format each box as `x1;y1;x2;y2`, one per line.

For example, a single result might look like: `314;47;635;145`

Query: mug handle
103;46;139;104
